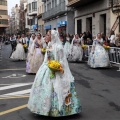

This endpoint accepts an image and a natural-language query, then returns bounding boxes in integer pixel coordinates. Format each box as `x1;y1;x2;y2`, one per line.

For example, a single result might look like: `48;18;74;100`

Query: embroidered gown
10;39;26;60
26;39;44;73
64;37;71;58
88;39;110;68
26;38;35;73
68;39;83;61
28;42;82;117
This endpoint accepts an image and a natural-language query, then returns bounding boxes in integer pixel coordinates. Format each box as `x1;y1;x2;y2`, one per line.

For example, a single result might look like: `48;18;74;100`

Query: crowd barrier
85;45;120;71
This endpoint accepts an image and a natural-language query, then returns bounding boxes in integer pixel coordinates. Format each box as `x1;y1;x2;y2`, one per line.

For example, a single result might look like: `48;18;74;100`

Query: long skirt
10;43;25;60
64;41;71;58
26;48;44;74
28;64;82;117
88;45;110;68
68;45;83;62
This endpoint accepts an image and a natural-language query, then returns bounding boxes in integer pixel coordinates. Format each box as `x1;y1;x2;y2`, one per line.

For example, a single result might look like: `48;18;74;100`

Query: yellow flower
48;60;63;72
104;45;110;49
23;44;27;48
41;48;46;54
82;45;87;49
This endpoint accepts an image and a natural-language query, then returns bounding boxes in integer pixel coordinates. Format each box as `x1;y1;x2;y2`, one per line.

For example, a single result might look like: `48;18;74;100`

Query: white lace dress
10;39;26;60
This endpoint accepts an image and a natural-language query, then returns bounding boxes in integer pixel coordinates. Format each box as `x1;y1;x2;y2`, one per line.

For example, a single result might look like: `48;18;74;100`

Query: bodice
73;39;80;45
34;39;42;48
66;37;70;42
93;39;103;46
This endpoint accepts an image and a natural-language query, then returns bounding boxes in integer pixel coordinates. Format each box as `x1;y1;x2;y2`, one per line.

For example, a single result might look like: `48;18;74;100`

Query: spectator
108;30;116;47
115;33;120;47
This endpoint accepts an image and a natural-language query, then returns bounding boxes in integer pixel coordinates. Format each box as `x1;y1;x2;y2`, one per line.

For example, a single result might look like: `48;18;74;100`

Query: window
55;0;57;6
0;0;7;6
32;2;37;12
0;19;8;25
29;3;31;13
45;5;46;12
0;10;8;15
52;0;54;8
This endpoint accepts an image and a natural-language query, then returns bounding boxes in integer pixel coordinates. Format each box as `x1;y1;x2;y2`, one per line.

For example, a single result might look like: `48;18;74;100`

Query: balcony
67;0;97;7
111;0;120;13
42;2;66;20
28;9;37;16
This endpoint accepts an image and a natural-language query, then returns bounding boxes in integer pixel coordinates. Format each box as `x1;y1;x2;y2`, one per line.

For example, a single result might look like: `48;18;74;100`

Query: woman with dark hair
108;30;115;47
27;33;44;73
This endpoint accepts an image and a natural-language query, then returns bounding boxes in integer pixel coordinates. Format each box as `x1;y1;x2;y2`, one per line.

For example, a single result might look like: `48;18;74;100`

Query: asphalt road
0;44;120;120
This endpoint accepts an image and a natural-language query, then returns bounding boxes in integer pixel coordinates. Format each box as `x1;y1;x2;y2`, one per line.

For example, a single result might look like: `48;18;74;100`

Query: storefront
32;24;38;31
57;21;67;36
44;25;52;33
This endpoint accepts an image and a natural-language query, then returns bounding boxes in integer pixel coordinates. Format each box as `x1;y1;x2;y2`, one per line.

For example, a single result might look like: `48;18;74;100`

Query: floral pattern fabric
68;39;83;61
28;49;82;117
88;40;110;68
26;40;44;73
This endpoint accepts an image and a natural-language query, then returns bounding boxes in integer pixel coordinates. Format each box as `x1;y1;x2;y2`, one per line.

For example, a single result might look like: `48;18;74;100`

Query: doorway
86;17;92;33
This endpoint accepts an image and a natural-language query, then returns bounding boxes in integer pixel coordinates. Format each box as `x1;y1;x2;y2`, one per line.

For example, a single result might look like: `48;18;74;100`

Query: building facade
27;0;38;33
14;4;20;34
19;0;27;34
10;7;15;35
68;0;120;36
37;0;45;35
42;0;74;35
0;0;8;35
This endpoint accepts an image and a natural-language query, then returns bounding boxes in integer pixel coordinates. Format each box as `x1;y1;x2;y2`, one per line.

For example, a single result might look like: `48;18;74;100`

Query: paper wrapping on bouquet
41;48;46;55
104;45;110;50
23;44;28;53
48;60;63;72
82;45;88;49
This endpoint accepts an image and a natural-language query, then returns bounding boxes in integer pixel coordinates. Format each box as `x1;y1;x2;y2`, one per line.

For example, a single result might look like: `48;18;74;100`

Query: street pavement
0;44;120;120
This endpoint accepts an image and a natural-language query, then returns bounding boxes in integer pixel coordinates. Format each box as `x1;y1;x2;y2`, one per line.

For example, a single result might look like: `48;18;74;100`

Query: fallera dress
68;38;83;62
64;37;71;58
88;39;110;68
26;39;44;74
28;30;82;117
10;39;26;60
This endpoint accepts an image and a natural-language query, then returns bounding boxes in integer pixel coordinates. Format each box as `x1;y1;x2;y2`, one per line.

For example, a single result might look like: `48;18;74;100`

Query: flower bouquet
41;48;46;54
82;45;88;49
23;44;28;53
104;45;110;50
48;60;64;79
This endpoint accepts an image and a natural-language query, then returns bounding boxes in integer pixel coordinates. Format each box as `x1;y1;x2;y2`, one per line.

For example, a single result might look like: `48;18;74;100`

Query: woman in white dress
26;33;36;73
64;34;71;58
68;34;83;62
28;33;44;74
28;30;81;117
10;35;26;60
88;33;110;68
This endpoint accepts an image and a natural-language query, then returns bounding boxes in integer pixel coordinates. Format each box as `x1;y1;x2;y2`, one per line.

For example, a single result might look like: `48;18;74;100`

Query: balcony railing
67;0;96;7
42;1;66;20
